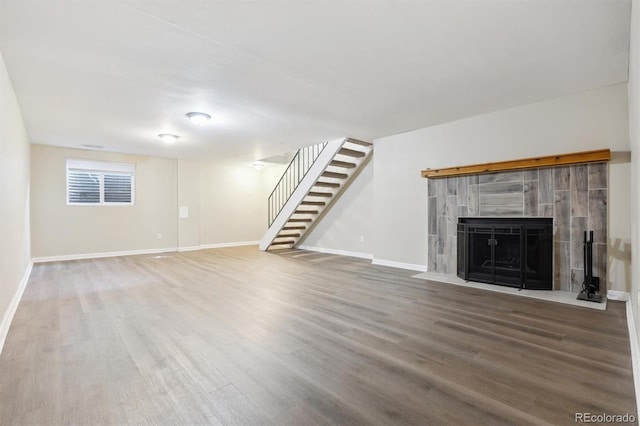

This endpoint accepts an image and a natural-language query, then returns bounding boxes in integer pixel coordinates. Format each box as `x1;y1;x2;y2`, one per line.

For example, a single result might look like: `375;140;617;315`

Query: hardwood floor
0;246;636;425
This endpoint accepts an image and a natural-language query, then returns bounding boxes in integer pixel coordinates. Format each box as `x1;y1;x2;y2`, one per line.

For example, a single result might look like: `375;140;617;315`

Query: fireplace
457;217;553;290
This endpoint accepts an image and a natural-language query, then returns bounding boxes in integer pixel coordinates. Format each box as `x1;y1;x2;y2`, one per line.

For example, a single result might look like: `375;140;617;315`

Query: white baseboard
297;245;373;260
0;261;33;355
33;241;261;263
200;241;259;250
624;297;640;419
371;258;427;272
177;245;202;252
33;247;178;263
607;290;630;301
33;241;264;262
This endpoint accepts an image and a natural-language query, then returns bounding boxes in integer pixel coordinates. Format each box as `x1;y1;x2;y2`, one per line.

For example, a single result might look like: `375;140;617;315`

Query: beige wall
177;159;201;249
609;160;632;293
300;159;373;256
629;0;640;330
371;84;631;290
199;161;284;246
30;145;285;258
31;145;179;258
0;52;31;335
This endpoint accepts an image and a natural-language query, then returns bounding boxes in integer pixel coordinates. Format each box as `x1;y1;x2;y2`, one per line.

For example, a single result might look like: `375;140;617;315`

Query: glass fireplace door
492;226;522;287
467;226;493;283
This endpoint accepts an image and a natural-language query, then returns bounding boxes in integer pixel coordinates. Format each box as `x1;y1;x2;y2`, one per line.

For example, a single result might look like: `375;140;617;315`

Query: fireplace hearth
457;217;553;290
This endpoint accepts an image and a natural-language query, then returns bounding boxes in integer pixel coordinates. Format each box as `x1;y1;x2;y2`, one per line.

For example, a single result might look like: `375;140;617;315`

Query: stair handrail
268;141;329;226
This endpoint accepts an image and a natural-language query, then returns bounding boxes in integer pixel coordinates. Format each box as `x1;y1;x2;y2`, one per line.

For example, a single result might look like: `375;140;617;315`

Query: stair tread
283;226;306;230
322;171;348;179
339;148;365;158
289;218;313;222
346;138;372;147
308;191;332;197
271;240;295;245
314;181;340;188
330;160;356;169
295;210;319;214
301;201;326;206
278;232;301;237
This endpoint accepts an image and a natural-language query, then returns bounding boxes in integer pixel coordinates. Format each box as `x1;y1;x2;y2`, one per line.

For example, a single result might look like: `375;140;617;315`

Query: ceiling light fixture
158;133;179;144
186;112;211;126
252;162;264;170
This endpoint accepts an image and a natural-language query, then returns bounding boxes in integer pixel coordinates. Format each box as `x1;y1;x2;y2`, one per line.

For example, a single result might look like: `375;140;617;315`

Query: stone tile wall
427;163;608;292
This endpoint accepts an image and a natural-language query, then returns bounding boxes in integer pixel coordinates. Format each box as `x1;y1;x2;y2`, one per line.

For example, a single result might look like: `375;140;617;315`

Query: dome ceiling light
186;112;211;126
158;133;179;144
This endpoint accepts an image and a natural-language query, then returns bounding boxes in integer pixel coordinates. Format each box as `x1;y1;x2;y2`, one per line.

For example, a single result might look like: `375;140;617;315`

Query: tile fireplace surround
427;163;608;292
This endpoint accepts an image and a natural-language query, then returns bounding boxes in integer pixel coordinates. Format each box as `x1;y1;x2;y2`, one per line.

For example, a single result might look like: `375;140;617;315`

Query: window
66;159;135;205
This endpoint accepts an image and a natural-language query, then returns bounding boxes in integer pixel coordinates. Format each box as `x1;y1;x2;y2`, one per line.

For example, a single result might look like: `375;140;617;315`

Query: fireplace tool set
577;230;603;303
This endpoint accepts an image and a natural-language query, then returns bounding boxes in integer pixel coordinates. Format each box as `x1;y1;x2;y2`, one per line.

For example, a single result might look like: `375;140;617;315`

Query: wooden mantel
421;149;611;179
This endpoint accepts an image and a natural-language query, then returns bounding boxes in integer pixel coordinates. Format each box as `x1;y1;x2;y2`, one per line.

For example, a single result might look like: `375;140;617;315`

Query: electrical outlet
157;233;162;239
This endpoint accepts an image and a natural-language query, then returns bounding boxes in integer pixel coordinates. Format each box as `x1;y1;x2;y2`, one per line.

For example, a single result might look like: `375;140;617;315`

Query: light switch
179;206;189;218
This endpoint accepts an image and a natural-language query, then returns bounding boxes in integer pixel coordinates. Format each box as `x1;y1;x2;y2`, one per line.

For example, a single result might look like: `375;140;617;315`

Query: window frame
66;158;136;206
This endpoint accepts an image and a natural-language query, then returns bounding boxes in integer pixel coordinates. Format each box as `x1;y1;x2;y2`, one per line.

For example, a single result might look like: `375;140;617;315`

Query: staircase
259;137;372;251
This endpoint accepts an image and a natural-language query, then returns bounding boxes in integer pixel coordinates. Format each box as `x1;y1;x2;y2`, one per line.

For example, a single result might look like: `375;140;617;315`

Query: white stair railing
267;141;328;226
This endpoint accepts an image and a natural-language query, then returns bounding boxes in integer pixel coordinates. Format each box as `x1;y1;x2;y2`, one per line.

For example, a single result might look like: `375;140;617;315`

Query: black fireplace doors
457;218;552;290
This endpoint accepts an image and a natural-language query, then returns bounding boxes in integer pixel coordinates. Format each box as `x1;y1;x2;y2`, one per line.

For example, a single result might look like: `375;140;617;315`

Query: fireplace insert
457;217;553;290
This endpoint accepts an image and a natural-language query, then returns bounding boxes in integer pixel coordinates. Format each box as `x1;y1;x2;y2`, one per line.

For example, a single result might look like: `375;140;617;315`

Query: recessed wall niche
426;163;608;292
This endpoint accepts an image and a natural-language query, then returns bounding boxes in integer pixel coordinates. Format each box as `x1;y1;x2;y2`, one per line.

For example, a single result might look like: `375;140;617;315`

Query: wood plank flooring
0;246;636;425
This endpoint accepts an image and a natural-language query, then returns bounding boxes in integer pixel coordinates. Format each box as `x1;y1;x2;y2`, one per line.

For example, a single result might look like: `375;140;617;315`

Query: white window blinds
67;171;101;203
66;159;135;205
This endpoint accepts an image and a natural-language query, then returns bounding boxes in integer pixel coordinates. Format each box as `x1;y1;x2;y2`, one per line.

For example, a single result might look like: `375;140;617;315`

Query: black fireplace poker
577;230;603;303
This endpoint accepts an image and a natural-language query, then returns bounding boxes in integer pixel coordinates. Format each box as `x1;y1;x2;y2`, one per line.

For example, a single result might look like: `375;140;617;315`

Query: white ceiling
0;0;632;163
